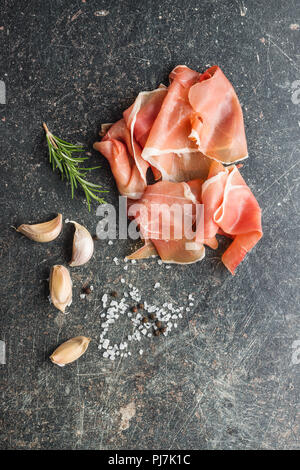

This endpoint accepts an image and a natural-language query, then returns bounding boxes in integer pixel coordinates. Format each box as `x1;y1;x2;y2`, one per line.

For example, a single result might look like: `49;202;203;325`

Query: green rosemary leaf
43;123;106;210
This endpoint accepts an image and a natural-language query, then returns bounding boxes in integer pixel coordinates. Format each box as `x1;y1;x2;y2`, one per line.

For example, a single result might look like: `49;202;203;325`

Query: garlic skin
50;336;91;366
16;214;62;243
49;265;72;313
69;221;94;267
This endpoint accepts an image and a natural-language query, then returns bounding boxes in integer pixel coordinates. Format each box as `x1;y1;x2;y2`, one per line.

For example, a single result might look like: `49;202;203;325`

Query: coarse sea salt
98;279;197;361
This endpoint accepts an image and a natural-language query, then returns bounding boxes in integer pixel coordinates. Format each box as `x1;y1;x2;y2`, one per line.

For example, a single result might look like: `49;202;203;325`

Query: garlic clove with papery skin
50;336;91;366
69;221;94;267
16;214;62;242
49;265;72;313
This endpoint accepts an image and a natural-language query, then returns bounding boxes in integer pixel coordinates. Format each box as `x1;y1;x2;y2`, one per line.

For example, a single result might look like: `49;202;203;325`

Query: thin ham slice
127;179;205;264
142;65;212;182
214;166;262;274
93;119;148;199
94;64;262;273
123;85;167;148
188;66;248;163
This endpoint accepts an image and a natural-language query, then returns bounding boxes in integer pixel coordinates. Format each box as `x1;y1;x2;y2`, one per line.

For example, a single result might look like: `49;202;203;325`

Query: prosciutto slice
188;66;248;163
214;166;262;274
127;180;205;264
93;119;148;199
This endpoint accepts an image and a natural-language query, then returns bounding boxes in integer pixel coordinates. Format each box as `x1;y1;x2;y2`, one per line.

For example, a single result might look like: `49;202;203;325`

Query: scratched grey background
0;0;300;450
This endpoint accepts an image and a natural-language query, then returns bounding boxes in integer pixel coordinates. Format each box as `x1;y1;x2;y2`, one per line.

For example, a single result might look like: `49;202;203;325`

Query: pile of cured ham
94;65;262;275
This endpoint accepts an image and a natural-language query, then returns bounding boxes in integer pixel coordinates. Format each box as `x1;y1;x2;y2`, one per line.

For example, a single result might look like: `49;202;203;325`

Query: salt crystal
121;278;125;284
131;259;136;264
103;339;109;349
108;240;113;245
154;282;160;289
65;218;70;224
103;351;109;358
80;294;86;299
90;285;94;291
113;257;119;265
124;265;128;270
139;349;143;355
157;260;163;265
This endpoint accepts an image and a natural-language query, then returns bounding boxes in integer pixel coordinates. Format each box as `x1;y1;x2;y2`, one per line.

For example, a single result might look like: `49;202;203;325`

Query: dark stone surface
1;0;300;450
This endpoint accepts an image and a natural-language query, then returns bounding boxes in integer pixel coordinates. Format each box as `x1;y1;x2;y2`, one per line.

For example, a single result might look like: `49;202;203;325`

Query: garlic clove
50;336;91;366
16;214;62;243
49;265;72;313
69;221;94;267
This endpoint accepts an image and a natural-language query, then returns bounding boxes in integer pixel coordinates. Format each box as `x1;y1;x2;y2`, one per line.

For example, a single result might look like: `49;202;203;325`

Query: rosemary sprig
43;123;107;210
